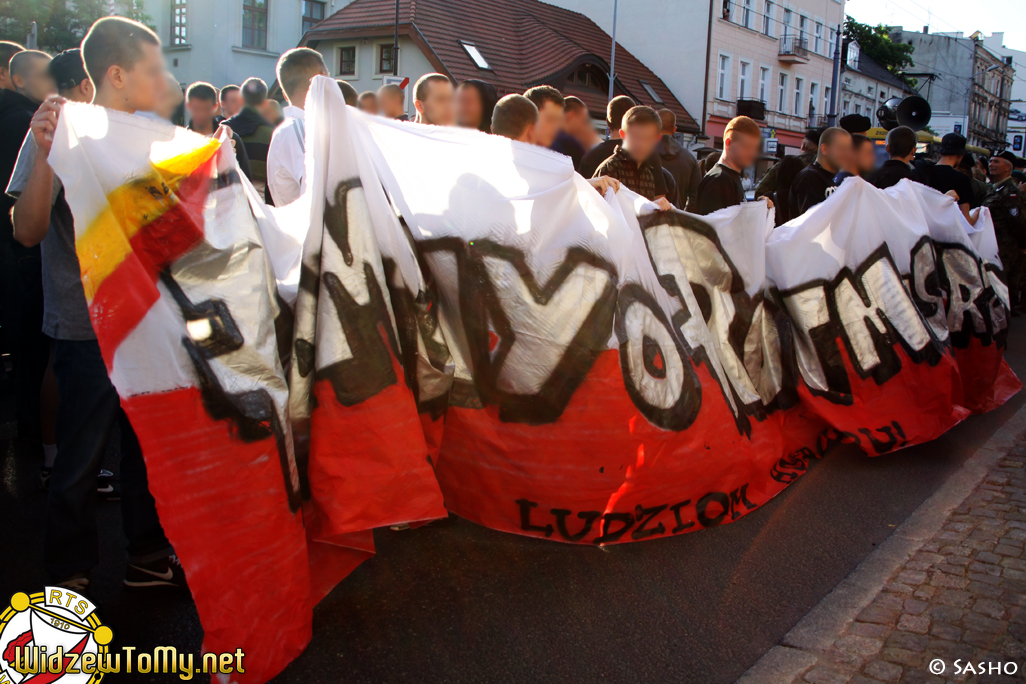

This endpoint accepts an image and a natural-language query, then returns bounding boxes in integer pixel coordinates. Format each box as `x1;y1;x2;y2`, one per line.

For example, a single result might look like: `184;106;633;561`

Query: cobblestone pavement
791;438;1026;684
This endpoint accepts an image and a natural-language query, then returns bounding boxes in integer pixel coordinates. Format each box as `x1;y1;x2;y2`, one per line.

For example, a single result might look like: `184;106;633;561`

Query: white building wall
982;33;1025;153
152;0;307;88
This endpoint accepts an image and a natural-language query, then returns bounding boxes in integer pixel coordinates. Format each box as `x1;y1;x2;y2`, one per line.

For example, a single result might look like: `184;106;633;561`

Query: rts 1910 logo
0;588;113;683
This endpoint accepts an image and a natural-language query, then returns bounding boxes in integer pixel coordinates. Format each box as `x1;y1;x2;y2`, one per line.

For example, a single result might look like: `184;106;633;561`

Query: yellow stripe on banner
76;139;221;302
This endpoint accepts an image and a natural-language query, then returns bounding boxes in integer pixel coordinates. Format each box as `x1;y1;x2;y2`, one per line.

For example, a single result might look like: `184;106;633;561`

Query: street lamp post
606;0;618;137
392;0;400;76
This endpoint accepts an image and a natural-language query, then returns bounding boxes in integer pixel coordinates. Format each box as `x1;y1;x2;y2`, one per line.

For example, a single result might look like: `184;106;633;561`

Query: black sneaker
124;554;188;590
96;470;120;501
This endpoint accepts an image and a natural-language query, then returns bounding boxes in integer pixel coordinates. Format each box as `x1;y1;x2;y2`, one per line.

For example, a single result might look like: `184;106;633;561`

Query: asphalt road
2;328;1025;684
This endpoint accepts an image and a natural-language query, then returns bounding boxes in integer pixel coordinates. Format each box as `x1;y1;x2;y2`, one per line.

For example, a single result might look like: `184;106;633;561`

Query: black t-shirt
690;162;745;216
868;159;918;190
920;163;979;209
788;161;837;221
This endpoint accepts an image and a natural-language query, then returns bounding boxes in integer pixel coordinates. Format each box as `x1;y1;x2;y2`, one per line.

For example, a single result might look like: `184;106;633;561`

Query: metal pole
606;0;618;137
392;0;400;76
827;23;840;127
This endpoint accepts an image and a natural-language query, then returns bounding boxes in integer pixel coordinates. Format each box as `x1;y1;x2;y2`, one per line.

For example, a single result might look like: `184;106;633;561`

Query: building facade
838;41;911;125
888;27;1014;151
151;0;333;88
982;33;1026;153
301;0;700;132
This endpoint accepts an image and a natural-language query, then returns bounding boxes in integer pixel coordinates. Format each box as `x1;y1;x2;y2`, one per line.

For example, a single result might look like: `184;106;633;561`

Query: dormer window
846;41;860;70
640;81;664;104
461;41;491;70
566;66;607;92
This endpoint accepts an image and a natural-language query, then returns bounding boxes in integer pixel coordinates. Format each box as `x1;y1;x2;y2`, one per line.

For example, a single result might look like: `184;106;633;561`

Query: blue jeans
44;339;172;580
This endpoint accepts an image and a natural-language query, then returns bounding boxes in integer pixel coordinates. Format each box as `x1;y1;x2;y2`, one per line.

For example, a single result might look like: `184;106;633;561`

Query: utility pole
392;0;400;76
606;0;618;137
827;23;841;127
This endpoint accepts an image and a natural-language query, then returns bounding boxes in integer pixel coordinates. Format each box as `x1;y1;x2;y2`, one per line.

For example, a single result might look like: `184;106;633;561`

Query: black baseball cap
937;132;967;156
48;49;88;92
839;114;872;134
804;127;824;145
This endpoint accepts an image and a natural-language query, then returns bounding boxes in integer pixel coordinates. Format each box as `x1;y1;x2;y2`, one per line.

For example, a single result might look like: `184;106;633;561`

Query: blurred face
221;90;242;117
380;90;404;117
187;96;218;130
855;142;876;175
619;122;661;163
564;106;590;138
94;42;166;113
990;157;1012;181
821;133;852;173
724;130;761;169
13;56;55;103
258;99;281;124
416;79;455;126
155;75;183;120
456;84;483;129
358;94;379;115
534;100;564;148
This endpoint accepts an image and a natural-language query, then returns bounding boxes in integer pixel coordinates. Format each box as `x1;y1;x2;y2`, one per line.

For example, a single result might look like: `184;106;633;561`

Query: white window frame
809;81;819;118
793;76;803;117
777;71;789;113
798;14;808;42
824;85;832;117
759;65;771;103
717;53;732;101
814;22;823;54
762;1;774;36
171;0;188;46
742;0;753;29
336;44;358;78
738;60;750;99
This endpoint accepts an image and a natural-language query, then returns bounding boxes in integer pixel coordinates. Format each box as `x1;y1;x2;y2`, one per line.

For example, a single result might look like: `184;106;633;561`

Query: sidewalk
739;406;1026;684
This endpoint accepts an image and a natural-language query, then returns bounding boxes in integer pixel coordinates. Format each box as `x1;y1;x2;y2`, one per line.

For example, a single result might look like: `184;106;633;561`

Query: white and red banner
48;77;1019;682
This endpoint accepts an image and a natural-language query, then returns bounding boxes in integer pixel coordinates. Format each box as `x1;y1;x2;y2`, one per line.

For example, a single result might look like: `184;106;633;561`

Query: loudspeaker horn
876;96;932;131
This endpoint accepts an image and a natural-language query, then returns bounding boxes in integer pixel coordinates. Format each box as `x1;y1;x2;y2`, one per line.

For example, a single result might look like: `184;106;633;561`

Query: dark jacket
657;134;700;209
594;145;662;201
868;159;919;190
188;122;253;182
223;105;274;186
0;90;39;245
755;150;814;199
689;162;745;216
550;131;585;169
579;138;668;197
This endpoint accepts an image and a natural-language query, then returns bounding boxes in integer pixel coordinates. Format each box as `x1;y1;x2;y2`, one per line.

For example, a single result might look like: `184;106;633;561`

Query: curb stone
735;403;1026;684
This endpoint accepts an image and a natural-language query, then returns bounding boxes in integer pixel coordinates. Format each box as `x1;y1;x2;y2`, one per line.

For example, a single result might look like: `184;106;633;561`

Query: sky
844;0;1026;53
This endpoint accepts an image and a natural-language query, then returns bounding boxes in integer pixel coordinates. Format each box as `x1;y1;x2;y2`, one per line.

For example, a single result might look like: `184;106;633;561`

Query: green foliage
0;0;155;54
843;17;916;87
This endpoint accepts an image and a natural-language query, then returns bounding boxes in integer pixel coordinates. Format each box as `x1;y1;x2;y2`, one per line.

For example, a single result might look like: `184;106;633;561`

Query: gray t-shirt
6;135;95;340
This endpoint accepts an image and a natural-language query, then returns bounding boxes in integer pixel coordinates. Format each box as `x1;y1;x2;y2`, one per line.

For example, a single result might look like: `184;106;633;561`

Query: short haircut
336;79;358;106
564;95;588;115
724;115;761;140
524;85;564;111
658;108;676;134
9;50;50;80
0;41;25;71
241;77;267;106
82;16;159;88
621;105;661;131
276;47;326;102
219;84;239;102
819;126;850;150
850;133;871;151
378;83;403;99
885;126;917;158
606;95;635;127
186;81;217;102
414;73;450;102
491;94;538;139
359;91;377;103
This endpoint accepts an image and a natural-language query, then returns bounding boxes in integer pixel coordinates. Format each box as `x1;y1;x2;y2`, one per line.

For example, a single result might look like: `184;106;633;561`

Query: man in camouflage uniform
985;151;1026;312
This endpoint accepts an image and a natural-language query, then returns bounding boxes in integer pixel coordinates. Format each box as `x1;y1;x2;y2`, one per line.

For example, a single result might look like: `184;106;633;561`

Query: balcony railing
779;35;810;62
736;99;767;121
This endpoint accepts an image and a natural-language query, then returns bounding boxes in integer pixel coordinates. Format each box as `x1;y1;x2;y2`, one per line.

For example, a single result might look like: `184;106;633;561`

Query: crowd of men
2;14;1026;596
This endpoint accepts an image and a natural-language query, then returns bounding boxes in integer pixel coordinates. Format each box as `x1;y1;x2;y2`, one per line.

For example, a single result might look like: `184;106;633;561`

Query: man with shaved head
0;41;25;92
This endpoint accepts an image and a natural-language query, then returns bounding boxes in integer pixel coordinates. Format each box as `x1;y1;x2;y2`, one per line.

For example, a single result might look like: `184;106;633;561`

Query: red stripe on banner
88;157;217;360
306;352;447;544
799;337;969;455
433;350;825;545
122;386;371;684
952;337;1022;414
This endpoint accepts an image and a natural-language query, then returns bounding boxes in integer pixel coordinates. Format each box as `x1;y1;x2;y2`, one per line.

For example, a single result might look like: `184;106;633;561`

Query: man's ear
619;127;627;139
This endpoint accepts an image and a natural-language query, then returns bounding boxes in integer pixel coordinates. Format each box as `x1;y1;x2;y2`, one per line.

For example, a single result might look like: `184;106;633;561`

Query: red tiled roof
302;0;700;132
